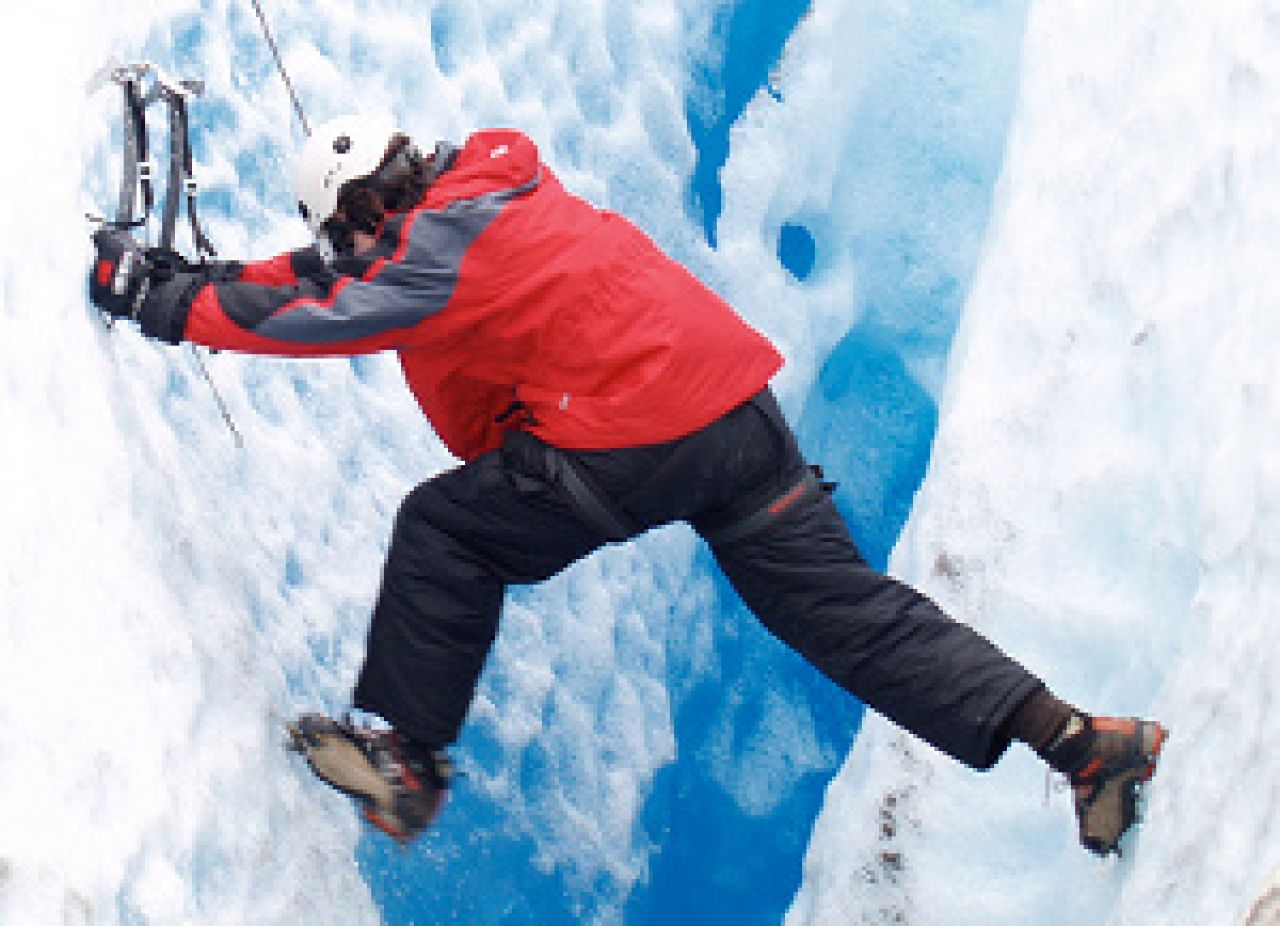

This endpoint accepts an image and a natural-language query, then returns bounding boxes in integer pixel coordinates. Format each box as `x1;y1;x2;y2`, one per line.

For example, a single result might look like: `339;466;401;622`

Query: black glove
146;246;200;282
89;228;152;320
135;273;205;345
90;232;215;344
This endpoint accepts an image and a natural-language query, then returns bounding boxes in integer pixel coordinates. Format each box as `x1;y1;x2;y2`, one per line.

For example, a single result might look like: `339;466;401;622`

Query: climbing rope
247;0;312;137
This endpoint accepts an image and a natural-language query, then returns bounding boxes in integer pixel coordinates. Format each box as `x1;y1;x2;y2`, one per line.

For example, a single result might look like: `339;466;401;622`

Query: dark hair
372;133;429;212
324;133;428;253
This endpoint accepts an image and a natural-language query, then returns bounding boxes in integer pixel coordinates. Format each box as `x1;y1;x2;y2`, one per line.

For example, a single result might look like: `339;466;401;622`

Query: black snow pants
353;389;1043;770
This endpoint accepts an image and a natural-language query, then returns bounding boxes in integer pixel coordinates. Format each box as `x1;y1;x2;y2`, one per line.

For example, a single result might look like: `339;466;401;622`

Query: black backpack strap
109;66;154;230
540;444;638;543
175;93;218;257
155;78;217;257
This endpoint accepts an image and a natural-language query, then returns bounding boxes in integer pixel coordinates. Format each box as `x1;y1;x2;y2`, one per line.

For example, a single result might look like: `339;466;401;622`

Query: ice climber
88;114;1167;857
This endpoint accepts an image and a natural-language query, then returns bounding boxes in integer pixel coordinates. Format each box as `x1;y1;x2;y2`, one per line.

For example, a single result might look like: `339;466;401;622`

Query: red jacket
180;129;782;460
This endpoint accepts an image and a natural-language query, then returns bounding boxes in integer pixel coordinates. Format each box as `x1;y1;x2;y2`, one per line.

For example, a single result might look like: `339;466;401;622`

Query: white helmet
294;112;398;237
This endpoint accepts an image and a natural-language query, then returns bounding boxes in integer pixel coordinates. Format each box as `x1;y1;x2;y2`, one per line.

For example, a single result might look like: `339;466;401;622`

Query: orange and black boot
1061;716;1168;856
286;713;452;844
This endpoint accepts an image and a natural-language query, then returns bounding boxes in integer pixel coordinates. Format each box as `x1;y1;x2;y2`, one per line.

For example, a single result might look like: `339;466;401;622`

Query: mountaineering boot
286;713;452;844
1064;716;1168;857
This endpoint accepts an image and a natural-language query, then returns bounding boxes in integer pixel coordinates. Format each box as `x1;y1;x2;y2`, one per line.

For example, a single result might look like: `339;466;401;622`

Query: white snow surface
789;2;1280;925
1;1;810;923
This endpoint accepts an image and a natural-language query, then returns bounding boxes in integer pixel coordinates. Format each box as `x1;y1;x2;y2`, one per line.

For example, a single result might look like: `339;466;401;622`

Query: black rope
188;345;244;448
248;0;311;137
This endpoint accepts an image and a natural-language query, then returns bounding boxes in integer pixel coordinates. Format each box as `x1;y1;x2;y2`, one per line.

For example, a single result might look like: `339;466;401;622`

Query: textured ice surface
4;0;1037;923
790;2;1280;924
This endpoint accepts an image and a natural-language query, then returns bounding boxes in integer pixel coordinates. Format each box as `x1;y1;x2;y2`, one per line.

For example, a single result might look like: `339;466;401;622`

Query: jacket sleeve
235;251;306;287
139;233;451;356
136;131;543;356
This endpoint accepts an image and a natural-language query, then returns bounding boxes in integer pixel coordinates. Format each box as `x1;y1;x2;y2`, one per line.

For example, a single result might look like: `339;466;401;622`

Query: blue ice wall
356;0;1022;915
359;0;1027;920
627;3;1029;924
156;1;1026;921
684;0;812;246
